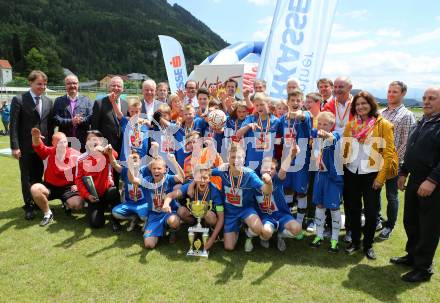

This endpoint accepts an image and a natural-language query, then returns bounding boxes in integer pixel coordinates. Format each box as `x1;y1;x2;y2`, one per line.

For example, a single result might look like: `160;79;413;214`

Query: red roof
0;59;12;69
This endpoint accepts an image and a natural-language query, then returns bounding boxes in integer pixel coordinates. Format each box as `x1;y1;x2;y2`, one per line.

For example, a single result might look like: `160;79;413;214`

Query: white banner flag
158;35;188;94
257;0;338;98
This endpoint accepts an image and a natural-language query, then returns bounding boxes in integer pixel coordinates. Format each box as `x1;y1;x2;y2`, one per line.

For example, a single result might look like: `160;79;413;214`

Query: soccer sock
285;194;294;204
315;207;326;239
296;196;307;227
331;209;341;241
44;209;52;217
246;227;258;238
280;229;295;238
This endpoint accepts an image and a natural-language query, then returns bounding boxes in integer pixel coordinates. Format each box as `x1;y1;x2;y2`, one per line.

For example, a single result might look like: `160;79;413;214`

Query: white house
0;59;12;85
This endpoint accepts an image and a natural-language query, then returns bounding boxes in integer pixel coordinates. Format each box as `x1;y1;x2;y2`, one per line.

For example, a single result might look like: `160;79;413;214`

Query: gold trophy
186;198;212;257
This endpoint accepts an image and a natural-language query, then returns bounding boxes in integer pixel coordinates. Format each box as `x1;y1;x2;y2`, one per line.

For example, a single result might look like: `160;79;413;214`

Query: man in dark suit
53;74;93;151
91;76;128;187
9;70;54;220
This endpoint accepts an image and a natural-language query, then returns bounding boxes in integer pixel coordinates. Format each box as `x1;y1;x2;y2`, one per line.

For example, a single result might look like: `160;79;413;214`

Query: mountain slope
0;0;227;83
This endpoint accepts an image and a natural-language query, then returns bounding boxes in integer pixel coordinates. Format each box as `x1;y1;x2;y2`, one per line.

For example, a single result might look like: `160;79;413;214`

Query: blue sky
168;0;440;98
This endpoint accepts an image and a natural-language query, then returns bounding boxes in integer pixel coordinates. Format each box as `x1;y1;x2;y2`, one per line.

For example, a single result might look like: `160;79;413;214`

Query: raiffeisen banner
158;35;188;93
257;0;338;98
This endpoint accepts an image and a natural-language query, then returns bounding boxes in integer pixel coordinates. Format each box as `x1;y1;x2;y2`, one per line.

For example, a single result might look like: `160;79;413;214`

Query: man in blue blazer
53;75;93;151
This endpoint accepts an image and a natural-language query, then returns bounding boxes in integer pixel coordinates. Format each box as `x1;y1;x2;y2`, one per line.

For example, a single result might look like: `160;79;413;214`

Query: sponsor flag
158;35;188;93
257;0;338;98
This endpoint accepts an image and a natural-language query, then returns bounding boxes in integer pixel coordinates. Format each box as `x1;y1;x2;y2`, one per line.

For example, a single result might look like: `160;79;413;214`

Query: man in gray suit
9;70;54;220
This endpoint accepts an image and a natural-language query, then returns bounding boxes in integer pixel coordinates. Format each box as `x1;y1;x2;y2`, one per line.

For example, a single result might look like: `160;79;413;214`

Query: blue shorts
112;202;149;221
284;168;310;194
224;206;258;233
312;172;343;209
143;211;175;238
261;212;295;233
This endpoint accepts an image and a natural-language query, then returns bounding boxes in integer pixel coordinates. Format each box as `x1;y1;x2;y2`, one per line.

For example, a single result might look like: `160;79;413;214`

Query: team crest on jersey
256;195;278;214
224;186;243;207
128;183;144;201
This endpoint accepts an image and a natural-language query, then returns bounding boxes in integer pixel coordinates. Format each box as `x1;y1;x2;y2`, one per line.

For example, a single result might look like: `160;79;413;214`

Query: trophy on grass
186;198;213;257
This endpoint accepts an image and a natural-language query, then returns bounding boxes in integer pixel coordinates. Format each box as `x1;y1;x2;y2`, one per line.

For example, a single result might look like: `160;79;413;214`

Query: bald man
392;87;440;283
53;74;93;151
141;79;163;121
91;76;128;187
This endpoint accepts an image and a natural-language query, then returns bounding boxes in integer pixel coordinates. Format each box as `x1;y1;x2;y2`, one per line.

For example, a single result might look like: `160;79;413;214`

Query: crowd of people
8;70;440;283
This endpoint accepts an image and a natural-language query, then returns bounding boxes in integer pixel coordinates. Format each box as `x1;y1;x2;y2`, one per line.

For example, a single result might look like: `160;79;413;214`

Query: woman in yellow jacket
342;91;398;260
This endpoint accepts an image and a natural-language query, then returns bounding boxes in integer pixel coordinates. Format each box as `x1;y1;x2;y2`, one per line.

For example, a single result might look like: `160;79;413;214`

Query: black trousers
404;177;440;271
87;187;120;228
18;152;44;208
343;168;380;250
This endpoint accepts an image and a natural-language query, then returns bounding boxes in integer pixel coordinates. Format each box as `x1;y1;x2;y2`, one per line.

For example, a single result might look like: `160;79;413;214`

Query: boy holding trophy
163;167;224;252
129;155;184;249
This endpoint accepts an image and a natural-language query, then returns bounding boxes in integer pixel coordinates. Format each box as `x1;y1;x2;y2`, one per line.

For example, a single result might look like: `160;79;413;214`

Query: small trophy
186;198;212;257
127;153;140;202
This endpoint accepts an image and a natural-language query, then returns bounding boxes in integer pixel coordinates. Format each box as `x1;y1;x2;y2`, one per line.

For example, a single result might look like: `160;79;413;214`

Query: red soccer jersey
33;142;80;187
75;150;118;199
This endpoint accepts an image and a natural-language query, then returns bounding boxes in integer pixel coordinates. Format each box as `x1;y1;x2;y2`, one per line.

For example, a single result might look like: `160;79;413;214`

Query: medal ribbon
195;184;210;203
229;168;243;196
335;99;351;126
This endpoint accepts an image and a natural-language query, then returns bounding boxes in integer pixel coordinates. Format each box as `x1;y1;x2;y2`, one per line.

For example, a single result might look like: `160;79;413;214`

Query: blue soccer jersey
120;116;149;162
276;111;312;193
240;114;279;173
211;166;263;211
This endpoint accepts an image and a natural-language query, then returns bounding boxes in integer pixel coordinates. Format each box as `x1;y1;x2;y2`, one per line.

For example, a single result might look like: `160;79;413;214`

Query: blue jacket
53;94;93;149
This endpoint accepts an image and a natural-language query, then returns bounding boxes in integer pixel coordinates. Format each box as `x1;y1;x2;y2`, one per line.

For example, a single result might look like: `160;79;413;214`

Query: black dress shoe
39;214;54;226
110;218;122;232
345;243;361;254
364;248;377;260
402;269;432;283
390;255;414;266
25;207;35;220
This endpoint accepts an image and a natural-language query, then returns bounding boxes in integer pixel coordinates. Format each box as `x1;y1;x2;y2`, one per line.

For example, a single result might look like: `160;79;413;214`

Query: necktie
35;96;41;117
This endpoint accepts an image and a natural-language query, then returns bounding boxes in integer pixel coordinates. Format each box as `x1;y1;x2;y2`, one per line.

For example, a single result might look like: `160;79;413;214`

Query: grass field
0;122;439;302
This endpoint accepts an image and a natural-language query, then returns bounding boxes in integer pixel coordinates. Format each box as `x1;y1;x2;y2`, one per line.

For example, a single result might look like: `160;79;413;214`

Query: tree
40;47;64;84
25;48;48;74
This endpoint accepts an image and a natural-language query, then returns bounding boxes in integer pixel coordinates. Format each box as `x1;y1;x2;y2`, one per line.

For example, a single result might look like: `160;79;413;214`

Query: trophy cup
186;198;213;257
127;153;140;202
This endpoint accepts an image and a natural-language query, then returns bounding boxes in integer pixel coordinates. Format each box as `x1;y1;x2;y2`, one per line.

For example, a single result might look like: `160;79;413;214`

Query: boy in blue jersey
236;93;279;174
256;151;302;251
108;152;149;231
163;167;224;251
212;143;273;252
129;154;184;249
276;89;312;240
222;101;248;157
109;96;149;162
309;112;343;252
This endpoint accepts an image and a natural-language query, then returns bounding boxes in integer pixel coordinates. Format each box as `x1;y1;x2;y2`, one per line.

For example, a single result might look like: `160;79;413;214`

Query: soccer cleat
260;239;270;249
343;231;352;243
277;236;286;252
295;231;305;241
39;214;53;226
244;238;254;252
110;217;122;232
365;248;377;260
306;221;316;233
309;236;323;248
329;240;339;253
345;243;361;254
127;217;139;232
376;221;383;231
379;227;393;240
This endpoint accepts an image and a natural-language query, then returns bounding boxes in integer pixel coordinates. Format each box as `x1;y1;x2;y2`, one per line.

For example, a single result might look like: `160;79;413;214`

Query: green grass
0;115;439;302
